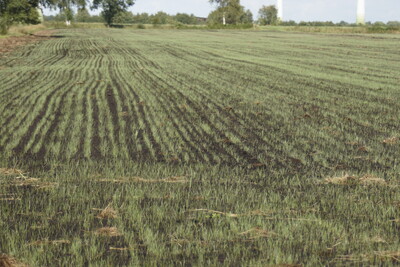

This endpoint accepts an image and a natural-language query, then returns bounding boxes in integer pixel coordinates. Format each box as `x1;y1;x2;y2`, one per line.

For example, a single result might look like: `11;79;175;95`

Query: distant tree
241;9;253;24
75;7;91;22
151;11;171;25
46;8;73;24
298;21;308;26
337;20;349;26
132;12;150;24
258;5;278;25
112;10;135;24
280;20;296;26
387;21;400;27
56;0;85;25
88;14;104;23
373;21;385;26
63;6;74;25
92;0;135;26
174;13;198;25
208;0;249;25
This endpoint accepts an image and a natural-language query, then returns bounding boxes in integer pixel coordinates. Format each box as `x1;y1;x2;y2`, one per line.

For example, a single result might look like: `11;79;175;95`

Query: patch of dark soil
0;30;56;57
91;88;102;159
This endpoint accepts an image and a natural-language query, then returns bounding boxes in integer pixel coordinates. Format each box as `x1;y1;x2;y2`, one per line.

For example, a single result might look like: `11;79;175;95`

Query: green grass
0;29;399;266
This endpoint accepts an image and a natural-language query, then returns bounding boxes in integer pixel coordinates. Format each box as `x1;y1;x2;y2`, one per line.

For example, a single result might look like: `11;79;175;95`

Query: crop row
0;29;399;174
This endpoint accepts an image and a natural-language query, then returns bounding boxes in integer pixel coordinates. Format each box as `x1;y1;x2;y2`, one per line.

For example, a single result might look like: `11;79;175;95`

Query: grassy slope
0;29;399;266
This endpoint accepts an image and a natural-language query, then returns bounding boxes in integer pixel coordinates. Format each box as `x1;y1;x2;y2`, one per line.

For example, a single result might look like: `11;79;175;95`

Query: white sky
44;0;400;23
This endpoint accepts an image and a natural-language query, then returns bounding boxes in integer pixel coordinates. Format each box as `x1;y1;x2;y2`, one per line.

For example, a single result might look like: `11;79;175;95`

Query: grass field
0;29;400;266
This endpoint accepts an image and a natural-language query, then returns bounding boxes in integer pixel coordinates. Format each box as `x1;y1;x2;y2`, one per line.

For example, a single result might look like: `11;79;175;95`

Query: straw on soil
188;209;240;218
109;247;130;251
97;176;188;184
0;168;25;176
332;254;370;263
96;204;118;219
239;227;276;239
29;239;71;246
95;227;122;237
0;196;21;201
271;264;302;267
0;254;29;267
11;178;58;189
383;137;398;145
187;209;319;222
324;174;386;186
374;251;400;262
368;236;387;244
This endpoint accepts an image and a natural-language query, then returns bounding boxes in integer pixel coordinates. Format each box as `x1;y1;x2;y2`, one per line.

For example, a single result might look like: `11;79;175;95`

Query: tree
75;7;91;22
174;13;198;25
63;6;74;25
208;0;250;25
258;5;278;26
56;0;86;25
112;10;135;24
0;0;87;33
241;9;253;24
150;11;171;25
92;0;135;26
0;0;41;34
132;12;150;24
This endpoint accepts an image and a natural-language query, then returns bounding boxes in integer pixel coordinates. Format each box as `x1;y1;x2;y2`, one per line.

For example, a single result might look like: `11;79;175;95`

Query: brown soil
0;30;55;56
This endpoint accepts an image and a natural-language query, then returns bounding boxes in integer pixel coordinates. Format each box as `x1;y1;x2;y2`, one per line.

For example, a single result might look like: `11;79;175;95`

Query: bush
367;25;400;33
0;19;9;35
206;23;253;29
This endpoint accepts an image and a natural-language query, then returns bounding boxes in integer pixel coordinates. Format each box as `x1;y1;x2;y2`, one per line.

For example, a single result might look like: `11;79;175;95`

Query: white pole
357;0;365;25
277;0;283;21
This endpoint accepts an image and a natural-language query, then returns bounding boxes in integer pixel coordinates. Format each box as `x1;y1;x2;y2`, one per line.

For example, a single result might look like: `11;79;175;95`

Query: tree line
2;0;400;34
45;9;205;25
1;0;135;33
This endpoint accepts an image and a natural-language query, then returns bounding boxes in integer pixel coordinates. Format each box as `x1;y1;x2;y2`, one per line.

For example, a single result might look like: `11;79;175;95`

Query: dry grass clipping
383;137;398;145
368;236;387;244
95;227;122;237
332;254;370;263
0;197;21;201
375;251;400;262
109;247;130;251
188;209;240;218
29;240;70;246
0;254;29;267
187;209;320;222
269;264;302;267
0;168;25;177
324;174;386;186
10;178;58;190
239;227;276;239
1;168;57;190
119;111;129;117
96;204;118;219
97;176;188;184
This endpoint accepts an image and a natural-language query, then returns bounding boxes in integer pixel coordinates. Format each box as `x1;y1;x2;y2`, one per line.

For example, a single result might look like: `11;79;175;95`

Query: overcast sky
45;0;400;23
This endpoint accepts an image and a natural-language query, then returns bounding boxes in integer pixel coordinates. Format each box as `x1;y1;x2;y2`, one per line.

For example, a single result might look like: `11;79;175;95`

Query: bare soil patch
0;30;55;57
